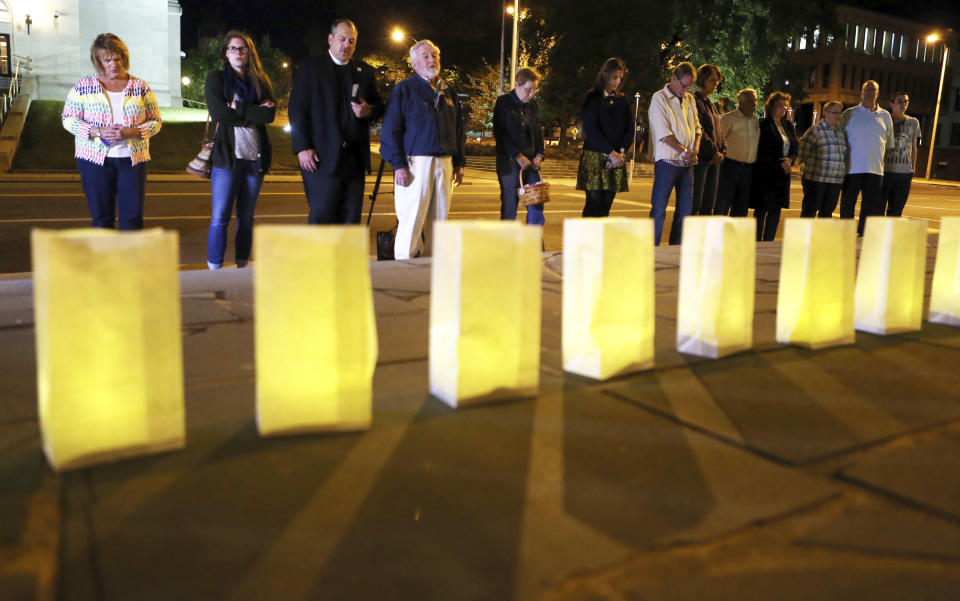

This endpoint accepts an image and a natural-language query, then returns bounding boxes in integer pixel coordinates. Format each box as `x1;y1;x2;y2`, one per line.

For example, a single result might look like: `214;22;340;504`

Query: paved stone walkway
2;239;960;601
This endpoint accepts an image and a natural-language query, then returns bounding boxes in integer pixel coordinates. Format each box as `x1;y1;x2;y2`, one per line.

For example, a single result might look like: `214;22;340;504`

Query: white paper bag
31;228;184;471
776;218;857;348
854;217;926;335
929;216;960;326
562;218;654;379
254;226;377;435
676;217;756;358
429;221;541;407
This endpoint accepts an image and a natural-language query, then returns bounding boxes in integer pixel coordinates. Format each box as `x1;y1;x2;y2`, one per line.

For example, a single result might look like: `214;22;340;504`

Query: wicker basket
517;167;550;207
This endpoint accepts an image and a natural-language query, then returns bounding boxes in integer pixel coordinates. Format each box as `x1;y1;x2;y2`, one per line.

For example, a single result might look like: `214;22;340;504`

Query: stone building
789;5;956;178
0;0;182;106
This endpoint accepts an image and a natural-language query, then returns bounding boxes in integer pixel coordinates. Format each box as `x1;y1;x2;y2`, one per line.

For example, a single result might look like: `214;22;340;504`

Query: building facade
0;0;182;107
789;5;955;178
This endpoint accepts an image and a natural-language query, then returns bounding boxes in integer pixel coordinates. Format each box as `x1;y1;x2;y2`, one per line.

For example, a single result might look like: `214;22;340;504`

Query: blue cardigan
379;75;466;170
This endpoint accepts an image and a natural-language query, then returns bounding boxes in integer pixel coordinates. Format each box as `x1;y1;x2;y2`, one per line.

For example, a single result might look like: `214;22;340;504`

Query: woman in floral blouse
62;33;161;230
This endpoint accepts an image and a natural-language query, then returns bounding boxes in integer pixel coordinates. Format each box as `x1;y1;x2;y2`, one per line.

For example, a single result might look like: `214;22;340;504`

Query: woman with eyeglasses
203;30;276;269
881;92;921;217
797;100;847;217
576;57;634;217
750;91;797;241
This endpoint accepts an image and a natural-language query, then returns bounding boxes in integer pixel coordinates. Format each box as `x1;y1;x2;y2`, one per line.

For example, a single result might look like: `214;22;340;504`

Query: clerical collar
328;51;348;66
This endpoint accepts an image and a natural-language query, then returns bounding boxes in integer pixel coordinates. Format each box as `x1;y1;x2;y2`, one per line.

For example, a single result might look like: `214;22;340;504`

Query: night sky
178;0;505;68
177;0;960;69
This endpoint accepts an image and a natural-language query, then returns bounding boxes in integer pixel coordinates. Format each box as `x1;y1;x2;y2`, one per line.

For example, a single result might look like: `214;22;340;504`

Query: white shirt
104;90;132;158
841;104;895;176
648;85;701;163
720;109;759;164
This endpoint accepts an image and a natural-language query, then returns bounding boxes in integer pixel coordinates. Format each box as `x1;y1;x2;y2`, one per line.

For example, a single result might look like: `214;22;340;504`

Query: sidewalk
2;241;960;601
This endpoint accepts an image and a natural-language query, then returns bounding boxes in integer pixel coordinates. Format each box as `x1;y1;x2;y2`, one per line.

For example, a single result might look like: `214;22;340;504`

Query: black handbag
376;229;396;261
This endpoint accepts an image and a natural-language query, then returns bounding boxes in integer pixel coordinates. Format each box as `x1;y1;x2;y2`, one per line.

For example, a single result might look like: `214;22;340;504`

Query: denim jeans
800;178;841;218
840;173;882;236
692;160;720;216
649;160;693;245
499;165;545;225
77;157;147;230
881;172;913;216
208;160;263;268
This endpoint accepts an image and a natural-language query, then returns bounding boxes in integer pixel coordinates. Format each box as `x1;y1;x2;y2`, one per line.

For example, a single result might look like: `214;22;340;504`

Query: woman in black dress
751;91;797;241
576;58;634;217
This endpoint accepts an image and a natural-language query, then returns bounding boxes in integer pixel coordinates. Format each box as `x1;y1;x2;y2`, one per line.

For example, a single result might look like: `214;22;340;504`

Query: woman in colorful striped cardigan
62;33;162;230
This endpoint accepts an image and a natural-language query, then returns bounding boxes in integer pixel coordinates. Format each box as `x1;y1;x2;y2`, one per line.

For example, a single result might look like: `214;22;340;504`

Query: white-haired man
715;88;759;216
379;40;466;259
840;80;895;235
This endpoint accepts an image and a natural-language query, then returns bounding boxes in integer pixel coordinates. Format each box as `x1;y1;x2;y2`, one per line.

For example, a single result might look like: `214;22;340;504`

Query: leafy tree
462;60;500;134
522;0;837;145
181;34;293;110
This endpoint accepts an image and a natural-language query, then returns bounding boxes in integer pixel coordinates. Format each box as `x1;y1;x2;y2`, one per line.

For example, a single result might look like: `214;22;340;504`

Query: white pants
393;155;454;260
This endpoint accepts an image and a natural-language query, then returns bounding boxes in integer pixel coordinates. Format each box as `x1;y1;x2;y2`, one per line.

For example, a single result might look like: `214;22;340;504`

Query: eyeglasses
227;46;249;54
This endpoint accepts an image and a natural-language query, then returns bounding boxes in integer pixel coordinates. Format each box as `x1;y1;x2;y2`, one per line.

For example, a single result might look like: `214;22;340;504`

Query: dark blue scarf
223;65;258;104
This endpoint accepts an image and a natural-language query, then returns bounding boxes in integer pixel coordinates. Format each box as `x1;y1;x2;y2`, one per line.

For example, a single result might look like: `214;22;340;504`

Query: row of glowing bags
31;217;960;470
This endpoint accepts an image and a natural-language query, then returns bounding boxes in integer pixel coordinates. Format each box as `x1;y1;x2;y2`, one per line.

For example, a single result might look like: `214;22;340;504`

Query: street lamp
509;1;520;90
391;28;418;46
925;33;949;180
498;4;515;96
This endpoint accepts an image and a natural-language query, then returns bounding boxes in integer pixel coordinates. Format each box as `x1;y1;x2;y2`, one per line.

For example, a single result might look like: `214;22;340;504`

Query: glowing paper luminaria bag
31;228;185;471
929;216;960;326
776;218;857;348
676;217;756;358
254;226;377;435
562;218;654;379
854;217;926;335
429;221;541;407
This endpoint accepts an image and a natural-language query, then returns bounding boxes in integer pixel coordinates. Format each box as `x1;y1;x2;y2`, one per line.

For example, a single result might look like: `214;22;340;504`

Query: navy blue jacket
493;90;544;175
379;75;466;170
288;54;384;176
581;90;634;155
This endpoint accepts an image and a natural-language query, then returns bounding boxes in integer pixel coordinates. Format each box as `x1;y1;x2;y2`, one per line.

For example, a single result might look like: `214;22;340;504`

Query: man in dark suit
288;19;384;224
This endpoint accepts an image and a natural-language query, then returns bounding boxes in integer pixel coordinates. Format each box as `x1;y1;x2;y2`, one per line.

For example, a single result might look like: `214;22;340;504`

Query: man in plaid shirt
797;101;847;218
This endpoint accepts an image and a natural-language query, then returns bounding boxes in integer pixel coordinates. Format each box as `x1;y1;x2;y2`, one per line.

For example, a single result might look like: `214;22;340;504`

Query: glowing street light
925;32;949;180
181;76;190;86
391;28;417;45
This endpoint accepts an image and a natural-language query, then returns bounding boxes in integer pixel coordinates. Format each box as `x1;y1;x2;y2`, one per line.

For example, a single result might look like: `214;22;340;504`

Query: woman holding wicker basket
493;67;547;226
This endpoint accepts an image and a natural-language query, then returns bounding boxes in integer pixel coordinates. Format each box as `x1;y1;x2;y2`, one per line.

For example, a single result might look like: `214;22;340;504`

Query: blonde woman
62;33;161;230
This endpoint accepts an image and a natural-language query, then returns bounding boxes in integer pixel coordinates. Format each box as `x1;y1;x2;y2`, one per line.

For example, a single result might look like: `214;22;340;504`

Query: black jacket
694;90;725;163
288;54;384;176
580;90;634;156
492;90;544;175
204;69;276;173
751;116;798;209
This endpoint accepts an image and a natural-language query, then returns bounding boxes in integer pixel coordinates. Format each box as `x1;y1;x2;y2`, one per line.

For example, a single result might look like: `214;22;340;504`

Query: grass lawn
15;100;304;172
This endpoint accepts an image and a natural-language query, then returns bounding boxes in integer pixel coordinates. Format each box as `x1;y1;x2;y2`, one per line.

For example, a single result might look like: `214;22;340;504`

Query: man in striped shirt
648;62;702;245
